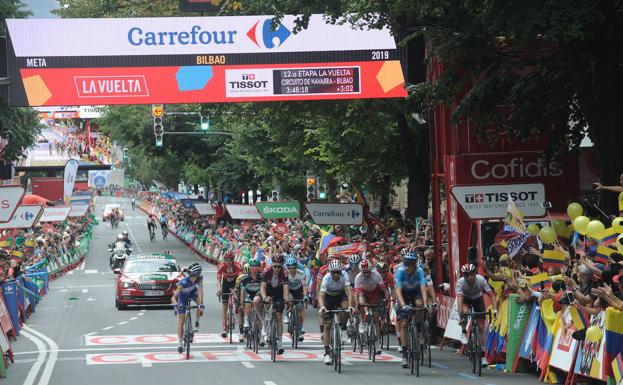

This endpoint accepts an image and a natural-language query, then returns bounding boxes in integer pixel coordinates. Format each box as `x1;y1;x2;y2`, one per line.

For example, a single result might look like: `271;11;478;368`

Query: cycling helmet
243;263;250;274
249;259;261;268
376;261;388;271
223;251;235;261
329;259;342;272
359;260;371;272
187;262;202;277
403;248;418;263
461;263;476;275
285;255;298;267
117;234;124;240
348;254;362;265
272;253;284;265
122;230;128;236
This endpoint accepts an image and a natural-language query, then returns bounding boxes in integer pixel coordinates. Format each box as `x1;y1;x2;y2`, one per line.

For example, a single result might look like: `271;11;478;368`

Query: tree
0;0;41;163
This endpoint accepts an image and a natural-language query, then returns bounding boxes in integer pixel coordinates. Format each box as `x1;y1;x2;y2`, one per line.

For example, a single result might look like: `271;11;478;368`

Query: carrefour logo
351;210;360;219
247;19;291;48
20;211;34;221
128;25;238;46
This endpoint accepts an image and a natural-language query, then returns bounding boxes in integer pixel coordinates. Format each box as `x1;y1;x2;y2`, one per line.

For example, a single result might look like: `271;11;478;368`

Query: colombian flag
612;353;623;384
569;306;589;331
10;250;23;258
596;246;615;265
599;228;620;246
530;273;551;290
604;307;623;384
542;250;566;269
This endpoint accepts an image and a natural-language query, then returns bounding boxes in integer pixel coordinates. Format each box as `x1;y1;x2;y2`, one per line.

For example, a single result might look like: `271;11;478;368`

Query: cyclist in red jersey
217;251;242;338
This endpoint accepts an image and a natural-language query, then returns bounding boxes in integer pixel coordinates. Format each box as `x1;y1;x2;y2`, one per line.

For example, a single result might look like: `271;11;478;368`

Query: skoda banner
505;294;532;372
305;203;363;225
255;201;300;219
450;183;546;219
0;205;44;229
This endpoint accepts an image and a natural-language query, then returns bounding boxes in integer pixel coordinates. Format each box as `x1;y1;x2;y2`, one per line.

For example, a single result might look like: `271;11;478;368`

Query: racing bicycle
246;305;263;354
407;306;429;376
180;298;198;360
378;299;391;351
463;309;490;377
349;312;360;352
219;292;236;344
264;301;284;362
287;299;306;348
148;226;155;242
325;309;349;373
358;304;384;362
161;225;168;240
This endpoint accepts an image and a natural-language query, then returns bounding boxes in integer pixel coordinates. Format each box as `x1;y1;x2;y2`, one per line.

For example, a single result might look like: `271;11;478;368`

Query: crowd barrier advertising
225;204;261;220
6;15;406;106
506;295;532;371
1;282;20;336
549;307;580;373
0;205;44;229
0;186;25;223
194;203;216;216
38;206;71;223
69;204;90;217
443;298;463;343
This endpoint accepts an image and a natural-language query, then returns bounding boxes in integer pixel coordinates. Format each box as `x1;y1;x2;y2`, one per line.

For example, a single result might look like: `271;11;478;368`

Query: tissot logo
465;191;538;203
242;74;255;80
225;69;273;97
247;19;291;49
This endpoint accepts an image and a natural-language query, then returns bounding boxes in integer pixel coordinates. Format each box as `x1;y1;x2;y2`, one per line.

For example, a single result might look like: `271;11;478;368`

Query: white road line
241;361;255;368
83;332;97;337
342;361;353;366
137;313;144;316
102;326;114;331
66;271;74;275
130;317;138;320
23;325;59;385
54;284;113;289
82;289;88;294
141;361;152;367
117;321;128;325
264;381;278;385
14;344;330;354
59;289;67;292
79;260;86;270
20;330;47;385
84;269;98;274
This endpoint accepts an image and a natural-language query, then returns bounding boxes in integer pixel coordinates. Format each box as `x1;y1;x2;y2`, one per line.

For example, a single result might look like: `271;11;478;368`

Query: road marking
20;330;47;385
137;313;144;316
15;344;330;355
264;382;277;385
117;321;128;325
458;372;478;380
79;260;86;270
342;361;353;366
241;361;255;368
87;297;96;302
23;325;59;385
54;284;113;289
84;269;98;274
59;289;67;292
130;317;138;320
83;332;97;337
102;326;114;331
66;271;74;275
82;289;88;294
432;362;449;369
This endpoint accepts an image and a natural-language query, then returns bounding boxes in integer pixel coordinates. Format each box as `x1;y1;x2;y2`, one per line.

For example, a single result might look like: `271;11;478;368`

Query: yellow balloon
573;216;590;235
586;325;603;343
539;226;557;244
527;224;540;235
567;202;583;220
586;220;606;239
612;217;623;233
617;234;623;254
552;220;566;236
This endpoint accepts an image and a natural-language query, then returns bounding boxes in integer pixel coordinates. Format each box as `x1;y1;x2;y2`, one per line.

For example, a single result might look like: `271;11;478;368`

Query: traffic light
152;104;164;147
271;190;279;202
306;175;317;201
200;115;209;131
318;184;327;200
122;147;129;160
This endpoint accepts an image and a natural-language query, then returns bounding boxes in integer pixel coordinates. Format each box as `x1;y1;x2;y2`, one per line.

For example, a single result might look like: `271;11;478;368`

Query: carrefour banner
5;15;406;106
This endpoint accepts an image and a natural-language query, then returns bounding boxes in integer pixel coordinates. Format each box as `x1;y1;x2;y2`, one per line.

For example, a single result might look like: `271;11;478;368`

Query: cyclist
159;213;168;239
394;248;429;368
346;254;362;286
355;259;388;355
457;263;498;367
147;215;157;241
319;259;354;365
234;263;249;343
217;251;242;338
285;255;308;340
240;260;263;334
260;253;289;355
131;198;136;210
171;262;205;354
121;230;132;246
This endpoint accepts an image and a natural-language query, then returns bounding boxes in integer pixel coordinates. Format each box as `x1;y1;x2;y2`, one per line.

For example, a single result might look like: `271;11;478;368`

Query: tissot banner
6;15;407;106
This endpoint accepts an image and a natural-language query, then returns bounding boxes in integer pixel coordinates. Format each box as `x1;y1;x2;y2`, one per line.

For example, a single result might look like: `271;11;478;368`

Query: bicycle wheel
335;323;342;373
185;315;192;360
291;309;299;349
474;327;482;377
411;324;420;376
469;327;477;374
369;321;376;362
228;301;235;344
270;317;277;362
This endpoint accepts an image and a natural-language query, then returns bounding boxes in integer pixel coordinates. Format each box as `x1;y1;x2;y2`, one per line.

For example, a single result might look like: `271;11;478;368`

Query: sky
23;0;59;18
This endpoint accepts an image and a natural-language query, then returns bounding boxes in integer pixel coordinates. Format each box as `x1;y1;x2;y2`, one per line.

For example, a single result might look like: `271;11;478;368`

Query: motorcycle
109;242;132;270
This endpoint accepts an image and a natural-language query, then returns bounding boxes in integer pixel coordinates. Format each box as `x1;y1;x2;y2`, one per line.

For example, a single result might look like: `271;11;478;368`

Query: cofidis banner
6;15;406;106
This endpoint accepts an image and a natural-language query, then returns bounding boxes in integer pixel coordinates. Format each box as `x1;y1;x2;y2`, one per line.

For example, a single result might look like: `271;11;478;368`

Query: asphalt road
6;197;546;385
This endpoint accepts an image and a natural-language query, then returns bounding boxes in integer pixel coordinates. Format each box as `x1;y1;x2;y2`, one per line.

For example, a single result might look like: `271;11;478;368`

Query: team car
114;253;182;310
102;203;124;222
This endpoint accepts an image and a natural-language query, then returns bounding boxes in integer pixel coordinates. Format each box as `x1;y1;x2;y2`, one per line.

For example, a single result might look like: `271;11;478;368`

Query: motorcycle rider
110;234;131;269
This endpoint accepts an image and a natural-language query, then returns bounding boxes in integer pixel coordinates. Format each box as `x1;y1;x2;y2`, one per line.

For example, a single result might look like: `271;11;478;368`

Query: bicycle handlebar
462;310;491;317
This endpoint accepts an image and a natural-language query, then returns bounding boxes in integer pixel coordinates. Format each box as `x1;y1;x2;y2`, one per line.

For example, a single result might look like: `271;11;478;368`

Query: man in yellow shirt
594;173;623;216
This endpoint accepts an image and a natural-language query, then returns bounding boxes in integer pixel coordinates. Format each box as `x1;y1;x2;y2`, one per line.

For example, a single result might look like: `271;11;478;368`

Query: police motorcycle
109;234;132;270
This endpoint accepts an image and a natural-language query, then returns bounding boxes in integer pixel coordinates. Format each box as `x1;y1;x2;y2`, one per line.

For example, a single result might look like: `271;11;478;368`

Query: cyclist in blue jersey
285;255;308;339
171;262;205;353
394;249;429;368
